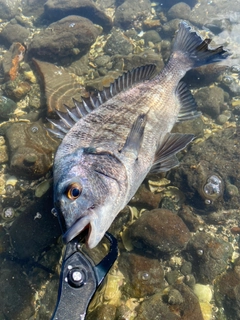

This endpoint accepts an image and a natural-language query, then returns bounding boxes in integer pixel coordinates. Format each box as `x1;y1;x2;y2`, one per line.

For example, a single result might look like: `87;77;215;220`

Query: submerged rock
2;42;25;81
5;120;59;179
0;22;29;47
28;16;100;61
170;126;240;211
118;252;164;298
215;257;240;320
0;96;17;119
115;0;151;29
194;86;225;118
44;0;112;31
104;28;133;56
9;189;61;259
0;260;35;319
187;232;233;283
0;0;20;20
127;208;191;255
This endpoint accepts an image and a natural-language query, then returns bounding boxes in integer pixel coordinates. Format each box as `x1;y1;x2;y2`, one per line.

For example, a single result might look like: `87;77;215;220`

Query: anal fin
177;82;201;122
150;133;194;173
120;114;147;160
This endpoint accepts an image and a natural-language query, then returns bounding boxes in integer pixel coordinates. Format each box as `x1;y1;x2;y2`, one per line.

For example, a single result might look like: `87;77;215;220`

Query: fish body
51;22;229;248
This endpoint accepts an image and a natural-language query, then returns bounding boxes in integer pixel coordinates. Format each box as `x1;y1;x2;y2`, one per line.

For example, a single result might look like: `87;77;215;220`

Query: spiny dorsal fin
120;114;147;160
176;82;201;122
150;133;194;173
47;64;156;139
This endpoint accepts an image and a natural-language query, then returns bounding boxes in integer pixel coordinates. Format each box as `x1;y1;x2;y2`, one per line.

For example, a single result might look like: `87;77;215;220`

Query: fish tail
172;21;229;68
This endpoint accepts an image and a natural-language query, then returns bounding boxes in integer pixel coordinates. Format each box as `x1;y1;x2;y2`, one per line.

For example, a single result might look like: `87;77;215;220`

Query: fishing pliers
51;232;118;320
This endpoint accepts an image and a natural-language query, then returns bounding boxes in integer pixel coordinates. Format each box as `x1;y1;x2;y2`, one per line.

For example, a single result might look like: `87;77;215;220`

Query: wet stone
168;2;192;20
215;257;240;319
87;304;116;320
180;261;192;276
111;49;164;73
137;292;180;320
171;283;204;320
0;0;20;20
0;259;35;319
169;127;240;211
187;232;233;284
165;270;180;285
104;28;133;56
142;30;161;44
194;86;225;118
129;184;162;209
118;252;164;298
0;22;29;47
28;16;100;62
44;0;112;31
178;205;202;232
115;0;151;29
0;144;8;163
35;276;59;320
128;209;191;255
172;116;204;137
162;18;181;37
5;120;59;179
0;95;17;119
9;190;61;259
94;54;111;67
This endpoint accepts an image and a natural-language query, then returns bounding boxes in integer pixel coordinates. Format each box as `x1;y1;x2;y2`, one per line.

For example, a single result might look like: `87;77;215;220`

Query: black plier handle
51;232;118;320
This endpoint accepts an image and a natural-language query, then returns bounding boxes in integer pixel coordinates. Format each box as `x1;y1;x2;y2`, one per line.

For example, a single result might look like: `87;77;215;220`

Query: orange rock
8;43;25;81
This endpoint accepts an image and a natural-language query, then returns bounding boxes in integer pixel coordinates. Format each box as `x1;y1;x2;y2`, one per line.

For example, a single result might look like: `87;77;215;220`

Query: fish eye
65;182;82;200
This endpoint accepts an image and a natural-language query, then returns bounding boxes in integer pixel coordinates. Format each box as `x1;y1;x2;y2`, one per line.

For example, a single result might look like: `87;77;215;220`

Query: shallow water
0;0;240;319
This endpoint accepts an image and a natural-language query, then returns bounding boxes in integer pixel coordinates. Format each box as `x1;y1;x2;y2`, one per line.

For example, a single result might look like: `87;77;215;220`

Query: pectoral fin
120;114;147;160
150;133;194;173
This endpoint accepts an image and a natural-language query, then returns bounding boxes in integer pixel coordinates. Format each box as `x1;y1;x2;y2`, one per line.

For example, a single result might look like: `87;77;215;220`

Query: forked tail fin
173;21;230;68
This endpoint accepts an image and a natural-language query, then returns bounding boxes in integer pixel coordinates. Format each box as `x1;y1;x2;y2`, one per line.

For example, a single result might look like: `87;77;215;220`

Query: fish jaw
62;204;119;248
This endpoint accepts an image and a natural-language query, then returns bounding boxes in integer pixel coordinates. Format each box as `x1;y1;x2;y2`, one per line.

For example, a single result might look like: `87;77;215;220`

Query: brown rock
5;120;59;179
194;86;225;118
128;209;191;255
188;232;233;283
137;292;180;320
0;0;19;20
115;0;151;29
129;184;162;209
178;205;203;232
173;283;204;320
215;257;240;319
28;16;100;61
118;252;164;298
0;23;29;47
0;260;35;319
44;0;112;31
168;2;192;20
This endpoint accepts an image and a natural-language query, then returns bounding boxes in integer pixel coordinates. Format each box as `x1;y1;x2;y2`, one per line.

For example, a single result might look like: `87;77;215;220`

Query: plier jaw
51;232;118;320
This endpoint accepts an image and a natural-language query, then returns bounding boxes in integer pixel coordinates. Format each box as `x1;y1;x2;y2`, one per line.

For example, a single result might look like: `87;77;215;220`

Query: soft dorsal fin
177;82;201;122
120;113;147;160
150;133;194;173
47;64;156;139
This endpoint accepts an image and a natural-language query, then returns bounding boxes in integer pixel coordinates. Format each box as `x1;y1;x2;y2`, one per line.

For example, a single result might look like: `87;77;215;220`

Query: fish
49;21;229;249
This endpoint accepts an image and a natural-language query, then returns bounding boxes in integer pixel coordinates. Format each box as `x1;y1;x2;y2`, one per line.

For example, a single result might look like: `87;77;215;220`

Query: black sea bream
49;22;229;248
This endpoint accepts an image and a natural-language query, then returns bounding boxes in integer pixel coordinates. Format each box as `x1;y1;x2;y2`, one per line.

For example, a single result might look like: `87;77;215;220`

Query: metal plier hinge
51;232;118;320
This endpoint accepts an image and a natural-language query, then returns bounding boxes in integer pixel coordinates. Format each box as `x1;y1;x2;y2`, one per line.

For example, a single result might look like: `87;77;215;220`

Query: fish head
53;149;127;248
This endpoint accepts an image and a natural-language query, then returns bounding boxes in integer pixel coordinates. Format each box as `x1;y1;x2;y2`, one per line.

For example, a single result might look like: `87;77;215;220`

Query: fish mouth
62;215;105;249
62;216;91;244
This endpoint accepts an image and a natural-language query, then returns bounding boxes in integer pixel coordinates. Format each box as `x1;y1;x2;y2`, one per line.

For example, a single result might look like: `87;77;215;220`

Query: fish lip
62;216;91;244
